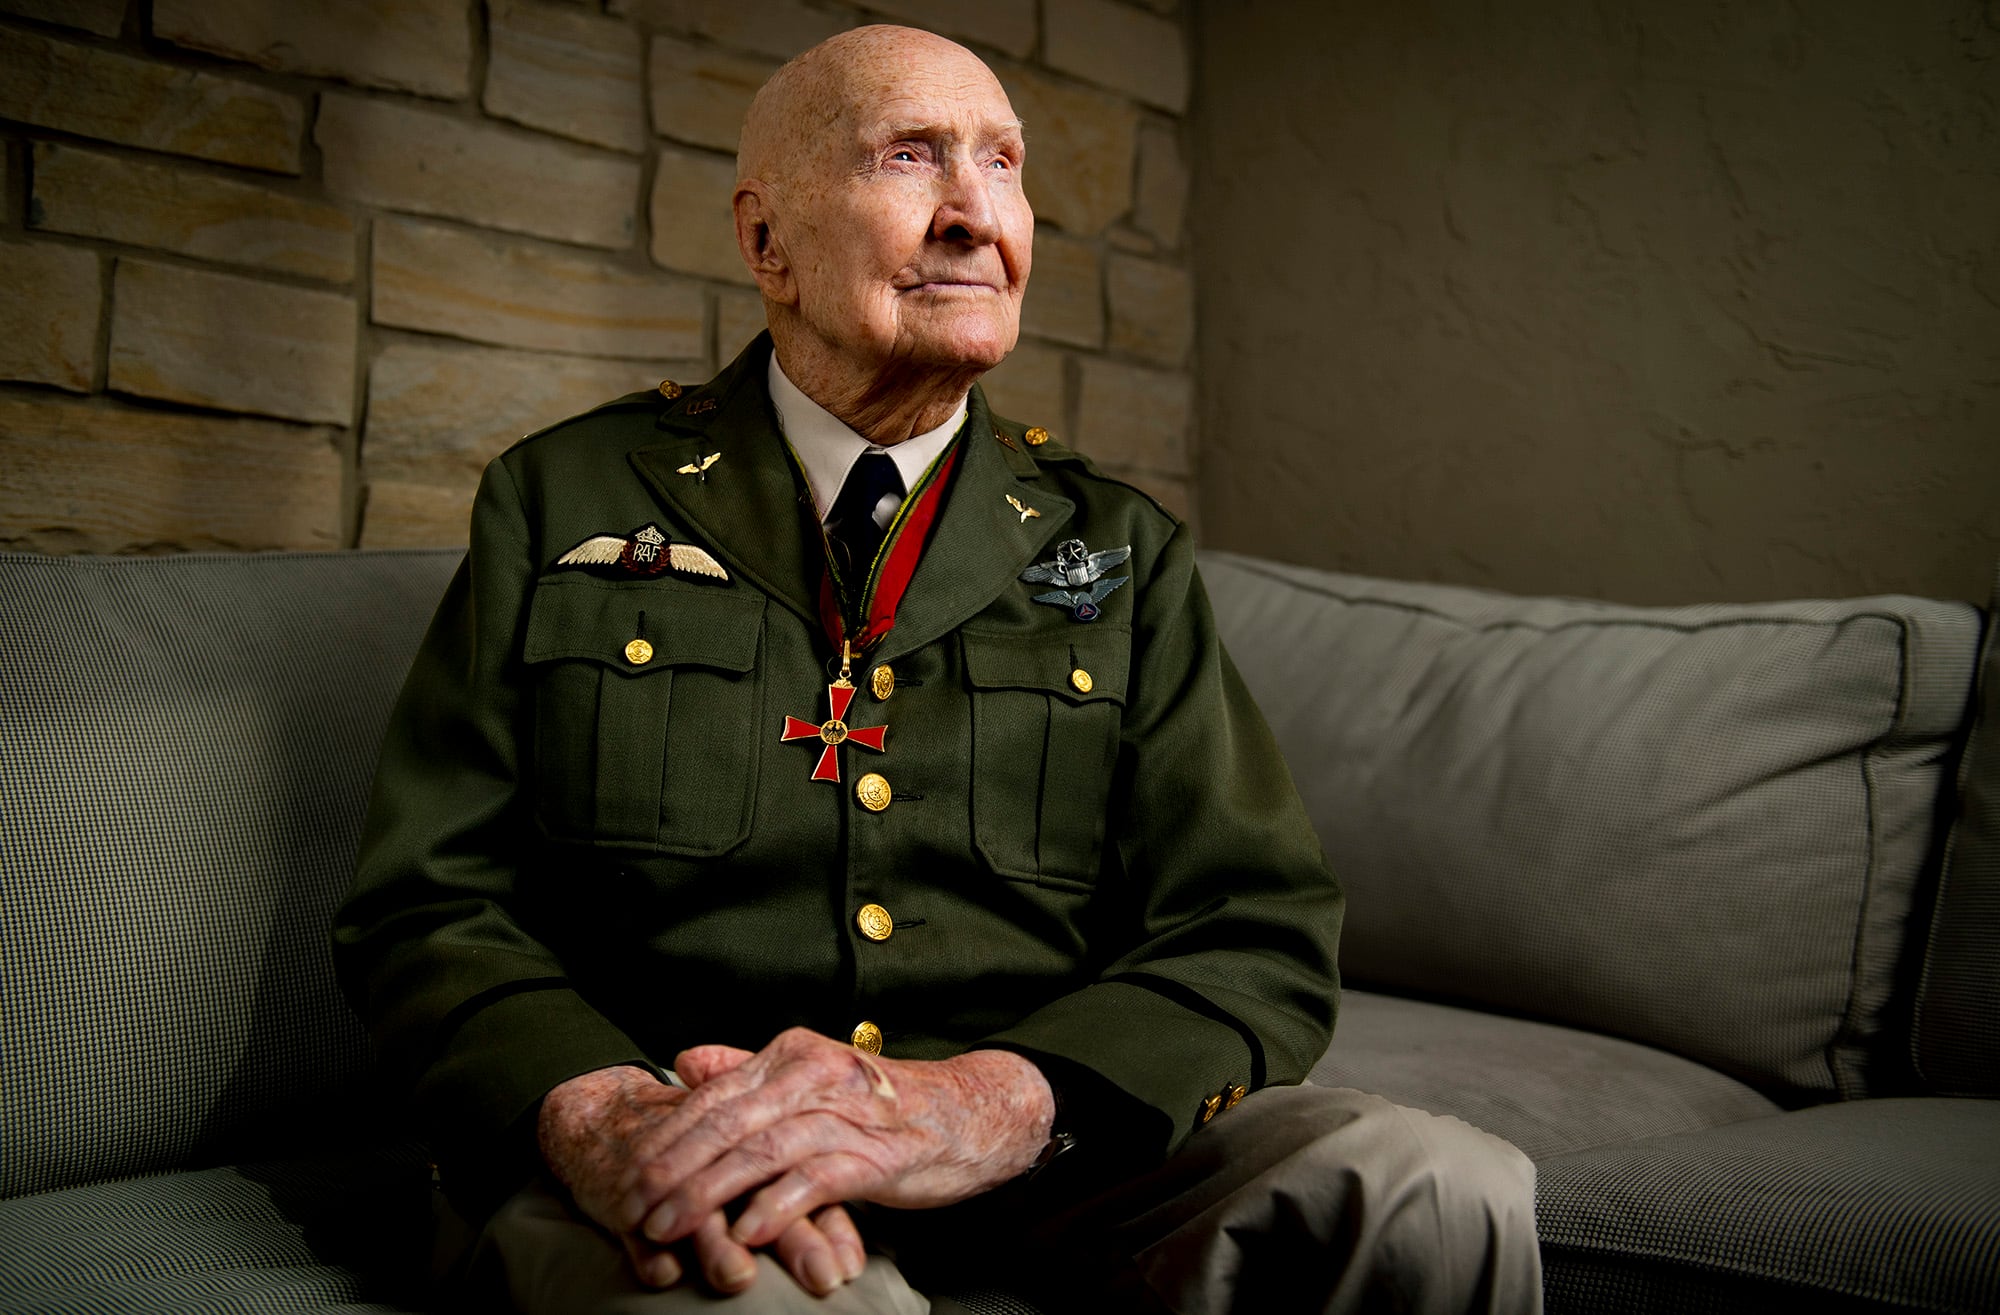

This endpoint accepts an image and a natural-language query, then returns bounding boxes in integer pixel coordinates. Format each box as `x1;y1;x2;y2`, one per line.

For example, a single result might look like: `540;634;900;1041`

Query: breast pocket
963;628;1130;889
524;576;766;856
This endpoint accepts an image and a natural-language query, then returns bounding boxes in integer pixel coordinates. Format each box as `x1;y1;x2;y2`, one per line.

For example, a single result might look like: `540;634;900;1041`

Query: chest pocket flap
963;627;1129;886
962;626;1130;705
526;576;763;672
525;577;765;854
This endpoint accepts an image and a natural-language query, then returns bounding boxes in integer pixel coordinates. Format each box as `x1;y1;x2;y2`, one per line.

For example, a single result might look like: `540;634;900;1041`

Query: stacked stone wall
0;0;1194;553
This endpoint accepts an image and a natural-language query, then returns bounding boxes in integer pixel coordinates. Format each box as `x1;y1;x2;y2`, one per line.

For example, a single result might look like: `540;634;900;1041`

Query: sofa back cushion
1199;551;1981;1101
0;550;459;1198
1911;564;2000;1095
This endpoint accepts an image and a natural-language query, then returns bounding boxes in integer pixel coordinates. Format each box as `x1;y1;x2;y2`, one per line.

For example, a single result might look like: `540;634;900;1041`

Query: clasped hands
537;1028;1054;1297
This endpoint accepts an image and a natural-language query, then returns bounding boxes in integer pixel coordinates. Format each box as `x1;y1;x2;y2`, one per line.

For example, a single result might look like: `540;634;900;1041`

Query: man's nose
932;156;1001;244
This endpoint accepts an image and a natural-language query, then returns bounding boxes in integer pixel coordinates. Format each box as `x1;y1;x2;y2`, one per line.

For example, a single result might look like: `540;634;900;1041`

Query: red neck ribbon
815;444;963;660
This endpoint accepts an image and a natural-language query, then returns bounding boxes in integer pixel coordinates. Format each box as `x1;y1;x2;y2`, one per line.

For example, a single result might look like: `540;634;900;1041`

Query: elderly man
335;25;1539;1314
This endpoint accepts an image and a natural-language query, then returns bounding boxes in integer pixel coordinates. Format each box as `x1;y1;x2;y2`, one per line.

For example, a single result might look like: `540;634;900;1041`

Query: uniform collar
767;353;966;523
632;334;1075;655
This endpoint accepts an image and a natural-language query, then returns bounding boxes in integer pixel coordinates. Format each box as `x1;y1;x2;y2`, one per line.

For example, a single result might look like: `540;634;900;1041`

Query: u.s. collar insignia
553;522;729;583
1020;538;1131;622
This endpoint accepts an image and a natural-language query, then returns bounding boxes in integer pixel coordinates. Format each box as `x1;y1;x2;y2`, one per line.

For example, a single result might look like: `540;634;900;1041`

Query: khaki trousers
464;1086;1542;1314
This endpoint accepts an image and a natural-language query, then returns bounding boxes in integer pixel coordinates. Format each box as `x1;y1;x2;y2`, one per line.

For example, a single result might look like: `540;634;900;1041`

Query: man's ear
733;184;794;304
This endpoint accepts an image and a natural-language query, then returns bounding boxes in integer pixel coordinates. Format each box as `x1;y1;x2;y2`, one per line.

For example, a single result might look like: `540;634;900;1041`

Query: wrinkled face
779;48;1032;374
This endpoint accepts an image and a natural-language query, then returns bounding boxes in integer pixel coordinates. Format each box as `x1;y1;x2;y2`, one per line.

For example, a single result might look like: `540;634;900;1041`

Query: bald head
737;26;1012;190
730;24;1032;443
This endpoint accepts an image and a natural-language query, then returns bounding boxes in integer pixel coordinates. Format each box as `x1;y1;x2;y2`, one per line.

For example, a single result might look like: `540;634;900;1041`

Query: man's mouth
896;274;1001;293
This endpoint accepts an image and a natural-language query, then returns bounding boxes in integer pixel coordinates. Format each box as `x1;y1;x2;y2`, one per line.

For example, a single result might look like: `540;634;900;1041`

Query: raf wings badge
553;522;729;583
1020;538;1131;622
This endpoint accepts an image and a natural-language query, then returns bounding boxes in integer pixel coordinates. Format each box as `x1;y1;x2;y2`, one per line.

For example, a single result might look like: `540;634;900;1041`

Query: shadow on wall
1190;0;2000;606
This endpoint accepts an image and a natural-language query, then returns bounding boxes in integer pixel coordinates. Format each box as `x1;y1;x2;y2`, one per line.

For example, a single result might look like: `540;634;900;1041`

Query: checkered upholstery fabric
1912;563;2000;1096
1200;551;1982;1101
1537;1098;2000;1315
0;550;460;1199
0;1148;430;1314
1308;990;1781;1161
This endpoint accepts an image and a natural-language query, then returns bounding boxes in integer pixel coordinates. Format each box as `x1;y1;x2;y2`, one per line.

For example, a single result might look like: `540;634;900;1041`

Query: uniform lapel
629;338;821;626
873;384;1074;665
632;343;1074;656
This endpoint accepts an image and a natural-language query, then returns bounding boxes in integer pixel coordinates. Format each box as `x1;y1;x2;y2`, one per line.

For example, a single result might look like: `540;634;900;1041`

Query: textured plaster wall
1190;0;2000;605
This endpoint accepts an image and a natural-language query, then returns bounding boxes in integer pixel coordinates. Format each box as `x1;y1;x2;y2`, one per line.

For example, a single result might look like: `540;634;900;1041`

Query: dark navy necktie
826;451;903;598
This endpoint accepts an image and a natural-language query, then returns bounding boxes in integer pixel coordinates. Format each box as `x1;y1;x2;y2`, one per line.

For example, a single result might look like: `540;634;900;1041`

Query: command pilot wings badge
553;522;729;583
1020;538;1132;622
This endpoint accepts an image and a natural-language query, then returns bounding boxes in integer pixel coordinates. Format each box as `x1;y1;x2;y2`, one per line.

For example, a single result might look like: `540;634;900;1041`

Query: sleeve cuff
979;979;1259;1155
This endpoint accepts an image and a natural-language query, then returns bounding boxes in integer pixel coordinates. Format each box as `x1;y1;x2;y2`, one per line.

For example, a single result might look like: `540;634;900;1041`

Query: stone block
0;394;343;553
648;35;774;153
650;144;749;284
1107;225;1158;255
1133;120;1187;248
1075;356;1188;474
1106;252;1193;365
362;339;702;547
0;239;99;392
993;65;1137;235
611;0;847;61
372;217;706;361
485;0;647;154
1021;229;1102;349
109;259;357;427
860;0;1035;58
31;144;355;283
317;94;638;251
358;481;471;551
153;0;471;100
979;338;1065;430
716;287;767;361
0;0;122;36
0;27;302;174
1045;0;1187;114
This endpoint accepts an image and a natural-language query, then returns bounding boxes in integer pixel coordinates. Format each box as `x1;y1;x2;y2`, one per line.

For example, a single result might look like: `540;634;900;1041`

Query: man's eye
987;157;1011;170
889;148;918;163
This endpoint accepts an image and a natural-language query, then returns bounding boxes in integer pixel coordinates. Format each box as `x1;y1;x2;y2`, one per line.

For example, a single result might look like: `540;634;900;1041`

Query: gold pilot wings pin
554;522;729;583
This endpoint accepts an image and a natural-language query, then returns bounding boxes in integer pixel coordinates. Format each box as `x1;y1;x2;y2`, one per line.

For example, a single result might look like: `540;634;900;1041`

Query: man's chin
896;319;1017;376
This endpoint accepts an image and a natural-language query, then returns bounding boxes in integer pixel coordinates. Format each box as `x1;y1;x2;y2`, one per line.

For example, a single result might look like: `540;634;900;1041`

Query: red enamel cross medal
780;674;886;784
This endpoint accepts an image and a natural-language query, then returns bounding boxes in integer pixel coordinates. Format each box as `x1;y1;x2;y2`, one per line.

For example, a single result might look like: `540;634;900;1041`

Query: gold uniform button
657;379;682;399
855;772;892;812
851;1020;883;1054
870;664;895;701
1199;1092;1223;1124
1225;1083;1248;1110
1024;426;1051;447
1070;667;1093;694
856;903;893;942
624;639;654;665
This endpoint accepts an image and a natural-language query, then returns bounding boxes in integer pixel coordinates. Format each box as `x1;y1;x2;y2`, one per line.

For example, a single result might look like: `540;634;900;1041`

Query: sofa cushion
0;1147;430;1314
1536;1098;2000;1315
0;550;460;1198
1308;990;1781;1161
1199;551;1981;1101
1912;562;2000;1096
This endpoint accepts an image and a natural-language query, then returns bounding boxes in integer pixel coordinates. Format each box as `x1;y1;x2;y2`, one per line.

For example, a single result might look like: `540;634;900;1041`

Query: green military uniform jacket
334;337;1341;1204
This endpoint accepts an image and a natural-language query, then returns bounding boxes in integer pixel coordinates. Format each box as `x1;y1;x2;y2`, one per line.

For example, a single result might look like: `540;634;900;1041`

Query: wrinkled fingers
773;1204;866;1296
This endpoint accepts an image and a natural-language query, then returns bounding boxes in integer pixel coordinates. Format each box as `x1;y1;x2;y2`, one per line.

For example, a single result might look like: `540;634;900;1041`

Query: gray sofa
2;546;1995;1313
